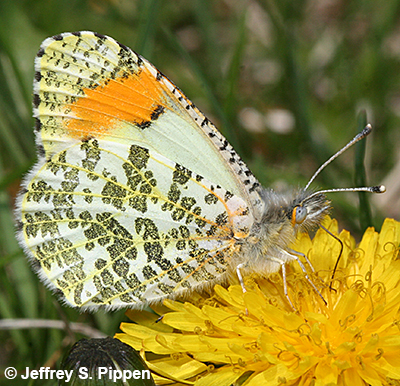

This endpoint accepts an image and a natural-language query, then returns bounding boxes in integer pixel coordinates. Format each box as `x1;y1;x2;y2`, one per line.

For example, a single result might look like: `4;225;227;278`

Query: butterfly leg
236;263;251;315
284;250;327;305
236;263;247;293
287;248;315;273
279;260;295;310
287;248;325;286
249;255;295;310
237;259;297;310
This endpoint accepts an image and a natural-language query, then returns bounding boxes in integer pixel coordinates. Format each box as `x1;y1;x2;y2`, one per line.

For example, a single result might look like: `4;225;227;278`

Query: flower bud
59;337;155;385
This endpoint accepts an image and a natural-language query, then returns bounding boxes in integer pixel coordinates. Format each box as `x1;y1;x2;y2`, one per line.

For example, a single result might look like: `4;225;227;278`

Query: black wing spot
36;48;45;58
150;105;165;121
37;144;45;158
94;32;106;39
33;94;41;109
35;119;42;132
137;120;151;130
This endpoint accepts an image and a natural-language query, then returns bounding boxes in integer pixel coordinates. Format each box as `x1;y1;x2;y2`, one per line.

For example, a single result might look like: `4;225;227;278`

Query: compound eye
292;205;308;225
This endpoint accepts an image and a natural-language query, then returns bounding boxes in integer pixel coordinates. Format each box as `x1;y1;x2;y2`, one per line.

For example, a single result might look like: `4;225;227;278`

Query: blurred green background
0;0;399;383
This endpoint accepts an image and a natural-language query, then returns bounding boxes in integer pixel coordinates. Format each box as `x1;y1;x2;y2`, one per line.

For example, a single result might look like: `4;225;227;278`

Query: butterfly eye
292;205;308;225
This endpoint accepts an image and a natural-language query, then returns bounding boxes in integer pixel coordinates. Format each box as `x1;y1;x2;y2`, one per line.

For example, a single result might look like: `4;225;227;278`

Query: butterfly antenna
304;124;373;191
307;185;386;202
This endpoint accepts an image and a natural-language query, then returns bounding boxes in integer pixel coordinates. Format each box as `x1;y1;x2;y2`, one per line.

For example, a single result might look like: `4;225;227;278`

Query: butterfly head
259;188;331;237
288;190;331;232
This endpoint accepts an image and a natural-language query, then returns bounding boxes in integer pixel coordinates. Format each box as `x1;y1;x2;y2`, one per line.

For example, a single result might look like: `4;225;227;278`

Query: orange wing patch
66;67;166;139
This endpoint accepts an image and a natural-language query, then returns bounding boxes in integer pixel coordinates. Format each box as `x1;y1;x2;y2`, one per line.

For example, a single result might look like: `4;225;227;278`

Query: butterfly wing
16;31;259;309
33;31;263;217
18;137;252;309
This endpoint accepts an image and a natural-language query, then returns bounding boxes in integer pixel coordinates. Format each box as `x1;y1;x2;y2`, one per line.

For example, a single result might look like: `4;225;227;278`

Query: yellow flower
116;218;400;386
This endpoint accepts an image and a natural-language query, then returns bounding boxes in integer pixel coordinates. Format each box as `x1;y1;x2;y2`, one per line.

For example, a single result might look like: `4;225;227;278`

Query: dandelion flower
116;217;400;386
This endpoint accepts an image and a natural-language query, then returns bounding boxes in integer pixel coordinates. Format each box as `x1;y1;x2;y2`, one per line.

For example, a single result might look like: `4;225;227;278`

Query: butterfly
16;31;384;310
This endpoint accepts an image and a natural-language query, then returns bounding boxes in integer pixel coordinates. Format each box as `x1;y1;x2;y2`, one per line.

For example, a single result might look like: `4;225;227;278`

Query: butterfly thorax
235;188;330;275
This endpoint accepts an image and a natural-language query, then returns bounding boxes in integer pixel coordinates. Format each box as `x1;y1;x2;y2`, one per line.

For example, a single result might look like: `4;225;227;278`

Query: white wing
33;31;263;218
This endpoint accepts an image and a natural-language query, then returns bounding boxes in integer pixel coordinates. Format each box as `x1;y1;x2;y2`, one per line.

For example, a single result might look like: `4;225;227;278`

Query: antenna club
372;185;386;193
304;124;375;191
363;123;372;136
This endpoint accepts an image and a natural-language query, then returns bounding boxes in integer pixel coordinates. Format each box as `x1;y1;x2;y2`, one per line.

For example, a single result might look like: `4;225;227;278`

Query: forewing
17;139;253;309
33;31;263;218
